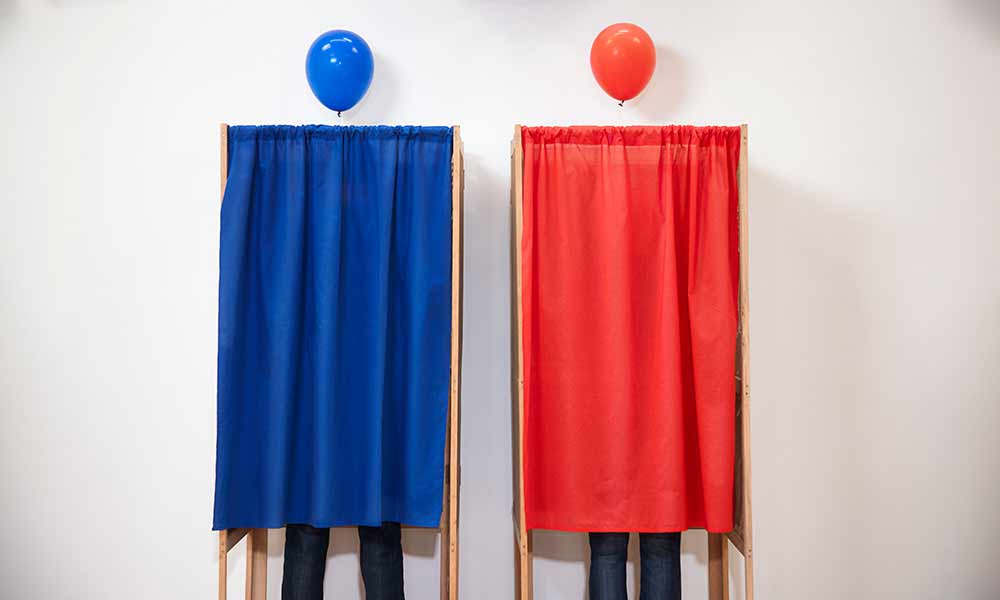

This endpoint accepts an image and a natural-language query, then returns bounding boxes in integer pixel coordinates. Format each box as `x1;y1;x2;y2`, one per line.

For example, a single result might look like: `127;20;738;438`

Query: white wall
2;0;999;598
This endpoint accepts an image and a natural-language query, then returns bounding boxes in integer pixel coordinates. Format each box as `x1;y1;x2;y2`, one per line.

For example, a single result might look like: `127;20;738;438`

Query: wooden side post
708;533;730;600
246;529;268;600
510;124;533;600
735;123;754;600
218;123;269;600
218;122;231;600
219;530;229;600
711;123;753;600
439;125;463;600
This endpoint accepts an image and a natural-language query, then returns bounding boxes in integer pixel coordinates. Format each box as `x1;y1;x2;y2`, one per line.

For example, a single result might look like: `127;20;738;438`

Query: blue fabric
213;125;453;529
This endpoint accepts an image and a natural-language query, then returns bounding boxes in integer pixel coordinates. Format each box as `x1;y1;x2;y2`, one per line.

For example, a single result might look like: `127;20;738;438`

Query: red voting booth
510;125;754;600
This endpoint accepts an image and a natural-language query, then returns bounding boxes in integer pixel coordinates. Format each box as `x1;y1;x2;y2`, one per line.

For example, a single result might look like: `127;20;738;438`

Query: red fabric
521;126;741;532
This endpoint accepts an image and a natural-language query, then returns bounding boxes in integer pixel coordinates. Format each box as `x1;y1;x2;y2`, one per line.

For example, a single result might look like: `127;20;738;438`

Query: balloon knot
337;111;342;118
618;100;624;107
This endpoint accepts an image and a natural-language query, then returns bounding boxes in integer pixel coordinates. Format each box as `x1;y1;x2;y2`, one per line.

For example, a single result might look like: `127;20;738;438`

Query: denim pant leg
359;521;405;600
589;532;629;600
638;532;681;600
282;525;330;600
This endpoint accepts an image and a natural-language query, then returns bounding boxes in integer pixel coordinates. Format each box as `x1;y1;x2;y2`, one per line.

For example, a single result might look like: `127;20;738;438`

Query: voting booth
214;124;463;600
510;125;753;600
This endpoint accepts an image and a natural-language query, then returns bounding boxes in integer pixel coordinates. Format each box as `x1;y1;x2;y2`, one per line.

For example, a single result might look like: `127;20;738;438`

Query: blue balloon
305;30;374;114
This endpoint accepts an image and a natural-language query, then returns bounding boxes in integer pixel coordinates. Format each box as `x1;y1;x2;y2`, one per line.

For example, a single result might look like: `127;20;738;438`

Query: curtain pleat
521;126;740;532
213;125;453;529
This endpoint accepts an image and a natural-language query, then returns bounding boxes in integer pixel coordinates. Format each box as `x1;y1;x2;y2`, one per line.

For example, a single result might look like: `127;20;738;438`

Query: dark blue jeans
589;532;681;600
281;522;405;600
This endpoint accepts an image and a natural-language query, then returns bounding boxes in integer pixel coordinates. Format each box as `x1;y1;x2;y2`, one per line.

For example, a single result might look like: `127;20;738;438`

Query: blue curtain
213;125;454;529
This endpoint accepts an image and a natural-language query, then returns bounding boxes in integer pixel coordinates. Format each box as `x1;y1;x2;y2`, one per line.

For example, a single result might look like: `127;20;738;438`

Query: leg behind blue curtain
281;522;405;600
282;525;330;600
359;521;405;600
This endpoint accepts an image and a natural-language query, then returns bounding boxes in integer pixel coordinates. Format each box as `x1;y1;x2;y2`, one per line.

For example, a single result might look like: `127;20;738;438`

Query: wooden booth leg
438;124;463;600
440;410;458;600
218;531;228;600
440;491;451;600
246;529;268;600
733;123;754;600
513;529;533;600
708;533;730;600
510;124;532;600
218;527;265;600
219;124;267;600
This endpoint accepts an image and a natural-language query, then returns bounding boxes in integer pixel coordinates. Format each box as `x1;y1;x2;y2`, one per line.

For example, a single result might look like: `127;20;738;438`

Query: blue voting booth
214;124;462;600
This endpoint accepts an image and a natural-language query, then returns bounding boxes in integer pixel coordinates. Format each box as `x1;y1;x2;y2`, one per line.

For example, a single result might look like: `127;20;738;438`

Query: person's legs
589;532;629;600
638;532;681;600
358;521;405;600
282;525;331;600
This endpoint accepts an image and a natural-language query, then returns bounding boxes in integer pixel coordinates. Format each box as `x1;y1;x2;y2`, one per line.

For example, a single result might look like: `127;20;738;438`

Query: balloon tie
618;100;624;107
337;111;342;118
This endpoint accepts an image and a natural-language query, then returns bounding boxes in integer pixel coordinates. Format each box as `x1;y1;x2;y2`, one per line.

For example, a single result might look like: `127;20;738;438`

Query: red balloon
590;23;656;104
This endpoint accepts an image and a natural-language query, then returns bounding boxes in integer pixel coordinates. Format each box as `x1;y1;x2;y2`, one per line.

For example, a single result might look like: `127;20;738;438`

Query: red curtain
521;126;741;532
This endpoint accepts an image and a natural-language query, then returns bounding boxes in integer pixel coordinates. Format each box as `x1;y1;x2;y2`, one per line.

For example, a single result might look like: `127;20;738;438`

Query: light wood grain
225;529;249;552
246;529;267;600
711;124;754;600
220;123;228;199
726;527;745;556
439;125;463;600
510;124;533;600
736;123;754;600
218;123;230;600
708;533;730;600
218;531;228;600
440;425;451;600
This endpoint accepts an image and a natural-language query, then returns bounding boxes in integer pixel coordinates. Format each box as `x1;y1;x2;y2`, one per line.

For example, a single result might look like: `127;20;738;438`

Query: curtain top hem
228;124;453;141
521;125;740;147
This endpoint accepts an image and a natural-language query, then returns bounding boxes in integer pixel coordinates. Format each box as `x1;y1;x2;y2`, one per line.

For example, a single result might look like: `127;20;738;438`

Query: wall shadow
633;44;687;119
952;0;1000;38
0;0;14;37
402;528;440;558
531;531;589;599
347;52;399;124
749;167;892;598
47;0;124;6
462;0;600;14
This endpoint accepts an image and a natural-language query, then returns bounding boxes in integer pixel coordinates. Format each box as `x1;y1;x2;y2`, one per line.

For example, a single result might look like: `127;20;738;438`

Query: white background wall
2;0;999;598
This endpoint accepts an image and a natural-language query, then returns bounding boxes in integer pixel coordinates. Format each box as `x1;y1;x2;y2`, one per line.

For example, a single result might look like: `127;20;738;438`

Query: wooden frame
216;124;463;600
510;124;753;600
509;125;532;600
